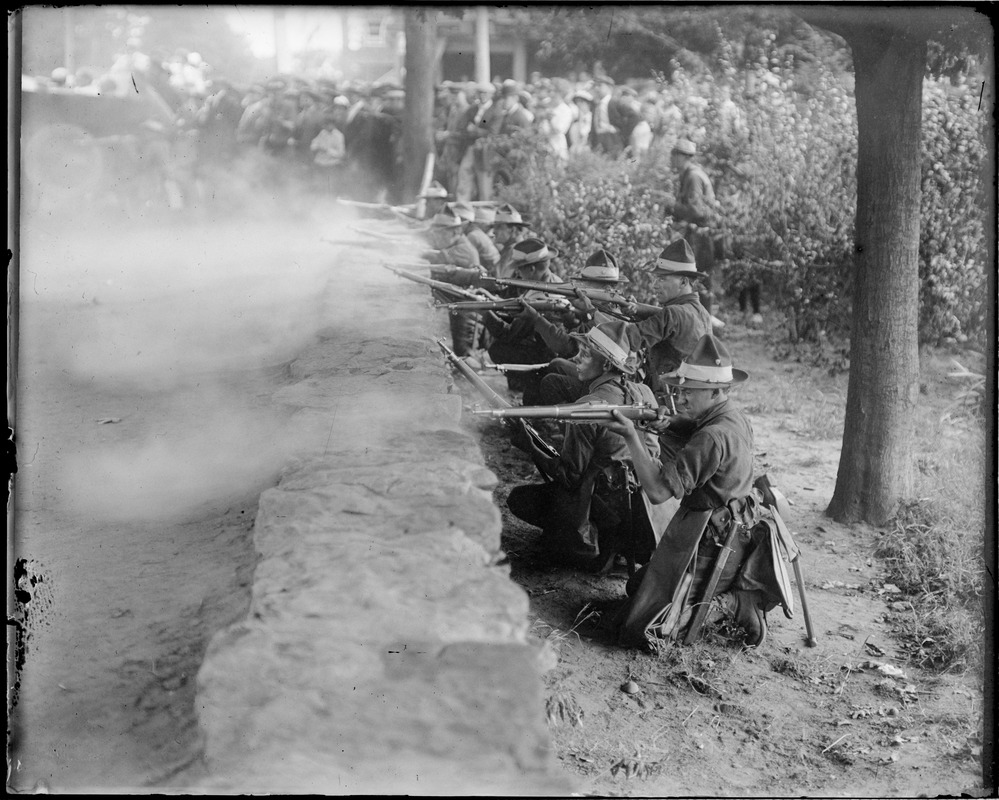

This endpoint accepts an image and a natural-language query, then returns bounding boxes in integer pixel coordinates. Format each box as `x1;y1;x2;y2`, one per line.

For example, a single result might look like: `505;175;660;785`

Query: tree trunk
402;8;437;201
826;28;925;525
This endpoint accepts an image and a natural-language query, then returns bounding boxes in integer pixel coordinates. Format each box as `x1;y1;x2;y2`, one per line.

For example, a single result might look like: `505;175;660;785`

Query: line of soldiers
379;194;804;652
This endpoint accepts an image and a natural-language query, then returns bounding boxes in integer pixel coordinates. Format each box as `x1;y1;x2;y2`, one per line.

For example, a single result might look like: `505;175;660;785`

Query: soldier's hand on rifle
646;404;674;435
570;289;597;322
621;294;640;317
599;408;638;438
518;298;542;321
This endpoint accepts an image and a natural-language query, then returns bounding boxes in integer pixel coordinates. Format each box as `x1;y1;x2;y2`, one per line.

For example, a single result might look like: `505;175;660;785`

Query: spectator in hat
669;138;720;313
568;89;594;154
600;333;784;649
507;320;662;572
589;76;623;157
435;81;471;193
455;81;497;202
626;239;714;397
472;79;533;202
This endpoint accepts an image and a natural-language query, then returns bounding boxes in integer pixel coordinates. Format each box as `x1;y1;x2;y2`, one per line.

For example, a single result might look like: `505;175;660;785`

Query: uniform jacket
426;236;481;269
556;375;660;492
630;293;713;391
465;227;500;272
617;398;755;646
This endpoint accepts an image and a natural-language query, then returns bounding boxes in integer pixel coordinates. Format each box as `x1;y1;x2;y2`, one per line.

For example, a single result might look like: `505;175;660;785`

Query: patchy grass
876;409;986;674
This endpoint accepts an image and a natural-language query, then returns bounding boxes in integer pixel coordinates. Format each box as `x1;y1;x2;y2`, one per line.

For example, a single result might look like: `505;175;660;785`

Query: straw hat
662;334;749;388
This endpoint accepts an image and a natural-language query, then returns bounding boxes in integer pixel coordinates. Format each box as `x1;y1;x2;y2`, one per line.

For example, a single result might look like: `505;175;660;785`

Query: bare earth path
460;320;985;798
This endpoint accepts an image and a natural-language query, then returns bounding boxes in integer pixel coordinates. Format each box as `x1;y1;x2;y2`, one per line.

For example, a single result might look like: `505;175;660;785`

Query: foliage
917;78;989;346
497;25;988;361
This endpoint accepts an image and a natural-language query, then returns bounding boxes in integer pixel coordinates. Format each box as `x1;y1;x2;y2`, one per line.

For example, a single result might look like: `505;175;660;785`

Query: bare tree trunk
826;29;925;524
402;8;436;201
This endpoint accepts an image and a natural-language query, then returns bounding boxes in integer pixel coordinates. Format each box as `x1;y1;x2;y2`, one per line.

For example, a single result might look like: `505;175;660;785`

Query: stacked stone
193;247;573;794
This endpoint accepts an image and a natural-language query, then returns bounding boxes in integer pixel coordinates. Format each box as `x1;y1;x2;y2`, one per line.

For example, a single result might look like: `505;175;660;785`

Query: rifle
491;278;661;319
383;265;486;302
439;298;572;313
436;339;560;480
349;224;412;242
472;402;659;423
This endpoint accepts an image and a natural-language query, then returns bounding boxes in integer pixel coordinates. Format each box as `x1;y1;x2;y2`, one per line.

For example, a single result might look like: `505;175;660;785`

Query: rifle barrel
472;403;659;421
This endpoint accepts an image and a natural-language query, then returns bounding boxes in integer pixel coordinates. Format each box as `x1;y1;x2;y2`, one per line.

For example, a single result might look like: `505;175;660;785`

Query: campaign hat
649;238;708;280
474;205;496;226
493;203;528;226
662;334;749;388
570;320;640;375
573;249;629;284
511;238;558;267
448;201;476;223
430;208;463;228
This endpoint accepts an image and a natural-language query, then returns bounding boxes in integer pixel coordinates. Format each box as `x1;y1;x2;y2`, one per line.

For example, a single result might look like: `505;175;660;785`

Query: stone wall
193;248;574;795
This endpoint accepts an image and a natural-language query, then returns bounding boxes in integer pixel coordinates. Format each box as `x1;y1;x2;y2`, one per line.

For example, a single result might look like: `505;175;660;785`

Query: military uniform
507;336;664;568
616;397;755;646
630;293;713;395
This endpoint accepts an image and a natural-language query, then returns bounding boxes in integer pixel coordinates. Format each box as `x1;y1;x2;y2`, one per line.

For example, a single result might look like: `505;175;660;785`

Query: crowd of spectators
23;53;731;212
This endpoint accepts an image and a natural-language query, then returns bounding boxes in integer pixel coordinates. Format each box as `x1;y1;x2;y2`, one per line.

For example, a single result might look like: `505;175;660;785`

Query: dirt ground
459;318;987;798
7;237;986;794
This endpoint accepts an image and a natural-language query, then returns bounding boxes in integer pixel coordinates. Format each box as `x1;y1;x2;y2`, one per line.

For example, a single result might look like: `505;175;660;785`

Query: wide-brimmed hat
474;205;496;226
430;208;463;228
672;138;696;156
662;334;749;388
448;201;475;223
511;238;558;267
571;320;640;375
573;249;629;284
419;181;449;200
649;238;708;280
493;203;528;226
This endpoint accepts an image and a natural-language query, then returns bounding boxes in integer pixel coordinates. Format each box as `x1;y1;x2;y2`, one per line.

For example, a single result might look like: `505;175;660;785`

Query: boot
712;589;767;647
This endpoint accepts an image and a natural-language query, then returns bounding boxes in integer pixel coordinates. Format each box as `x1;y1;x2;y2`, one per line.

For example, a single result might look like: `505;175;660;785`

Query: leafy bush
918;77;989;346
496;40;988;358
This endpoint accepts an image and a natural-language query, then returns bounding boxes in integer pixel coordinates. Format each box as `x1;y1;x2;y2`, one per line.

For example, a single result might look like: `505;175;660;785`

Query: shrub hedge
496;43;989;359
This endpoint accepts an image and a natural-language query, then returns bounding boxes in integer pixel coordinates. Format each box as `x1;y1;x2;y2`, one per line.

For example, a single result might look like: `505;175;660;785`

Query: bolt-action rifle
383;265;496;303
436;339;560;481
439;297;573;313
472;402;660;423
490;278;661;320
